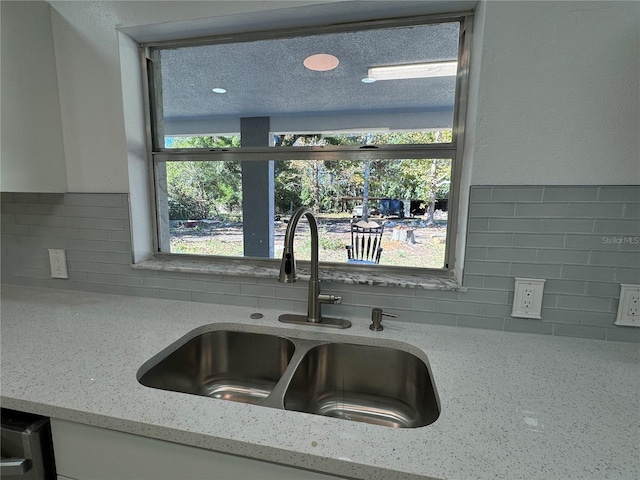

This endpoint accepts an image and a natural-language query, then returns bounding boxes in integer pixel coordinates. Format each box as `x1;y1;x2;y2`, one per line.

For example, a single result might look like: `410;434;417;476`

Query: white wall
0;1;67;192
3;1;639;193
47;0;333;193
470;0;640;185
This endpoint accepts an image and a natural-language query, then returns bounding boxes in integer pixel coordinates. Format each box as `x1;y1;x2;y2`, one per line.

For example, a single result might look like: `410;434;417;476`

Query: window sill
132;254;464;291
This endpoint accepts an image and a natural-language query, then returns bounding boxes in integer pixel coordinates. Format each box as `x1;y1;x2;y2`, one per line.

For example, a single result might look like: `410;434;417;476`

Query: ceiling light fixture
368;61;457;81
303;53;339;72
212;87;227;94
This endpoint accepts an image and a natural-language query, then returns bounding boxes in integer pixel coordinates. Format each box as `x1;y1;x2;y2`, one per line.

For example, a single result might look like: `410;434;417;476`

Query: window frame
141;12;473;278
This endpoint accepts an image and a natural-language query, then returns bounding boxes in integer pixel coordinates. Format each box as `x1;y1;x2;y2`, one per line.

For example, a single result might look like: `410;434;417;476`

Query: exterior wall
3;187;638;342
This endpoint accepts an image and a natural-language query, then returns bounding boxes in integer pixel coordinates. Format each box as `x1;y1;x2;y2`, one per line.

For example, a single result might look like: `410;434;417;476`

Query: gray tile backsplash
2;186;639;342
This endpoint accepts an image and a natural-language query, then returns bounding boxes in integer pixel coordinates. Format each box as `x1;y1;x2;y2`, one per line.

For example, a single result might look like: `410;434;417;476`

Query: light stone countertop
1;285;638;480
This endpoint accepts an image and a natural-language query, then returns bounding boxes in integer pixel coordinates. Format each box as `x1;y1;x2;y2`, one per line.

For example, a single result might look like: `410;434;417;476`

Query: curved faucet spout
277;206;347;327
278;207;318;284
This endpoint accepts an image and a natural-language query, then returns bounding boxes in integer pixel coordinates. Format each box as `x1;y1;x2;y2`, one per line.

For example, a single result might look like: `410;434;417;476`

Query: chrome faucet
278;207;351;329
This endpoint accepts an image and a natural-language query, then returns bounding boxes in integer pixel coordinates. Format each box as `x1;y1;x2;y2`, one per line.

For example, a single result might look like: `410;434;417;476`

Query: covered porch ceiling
145;1;474;136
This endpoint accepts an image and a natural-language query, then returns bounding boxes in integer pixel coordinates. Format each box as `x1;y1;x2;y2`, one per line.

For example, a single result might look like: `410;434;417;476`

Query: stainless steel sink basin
138;325;440;428
283;343;439;428
138;330;295;405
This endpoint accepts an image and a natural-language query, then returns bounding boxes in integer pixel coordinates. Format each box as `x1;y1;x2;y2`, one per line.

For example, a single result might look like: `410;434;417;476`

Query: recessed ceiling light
361;77;376;84
368;61;457;81
212;87;227;94
303;54;339;72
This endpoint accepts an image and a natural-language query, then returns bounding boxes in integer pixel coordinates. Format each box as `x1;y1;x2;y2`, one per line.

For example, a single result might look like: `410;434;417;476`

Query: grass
171;215;446;268
171;238;244;257
170;239;446;268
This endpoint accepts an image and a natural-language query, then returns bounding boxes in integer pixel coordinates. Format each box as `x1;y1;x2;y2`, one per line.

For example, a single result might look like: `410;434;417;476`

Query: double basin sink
137;324;440;429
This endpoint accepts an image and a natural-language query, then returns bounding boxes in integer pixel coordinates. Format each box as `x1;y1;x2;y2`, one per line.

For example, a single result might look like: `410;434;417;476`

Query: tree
274;134;340;212
165;130;452;222
361;160;372;221
323;131;452;222
165;136;242;220
396;159;450;225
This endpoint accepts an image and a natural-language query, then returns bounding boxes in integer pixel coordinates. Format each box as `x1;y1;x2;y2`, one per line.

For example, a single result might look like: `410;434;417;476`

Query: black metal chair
346;220;385;264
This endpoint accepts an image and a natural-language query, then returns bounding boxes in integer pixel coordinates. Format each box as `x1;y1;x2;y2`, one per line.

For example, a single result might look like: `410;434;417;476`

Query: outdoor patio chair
346;220;385;264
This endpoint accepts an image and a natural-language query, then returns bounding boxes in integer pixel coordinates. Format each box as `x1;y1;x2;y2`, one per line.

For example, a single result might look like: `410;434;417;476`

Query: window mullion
152;145;457;163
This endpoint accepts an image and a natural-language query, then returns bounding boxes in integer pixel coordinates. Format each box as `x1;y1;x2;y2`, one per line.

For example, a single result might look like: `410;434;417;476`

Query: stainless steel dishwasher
1;409;56;479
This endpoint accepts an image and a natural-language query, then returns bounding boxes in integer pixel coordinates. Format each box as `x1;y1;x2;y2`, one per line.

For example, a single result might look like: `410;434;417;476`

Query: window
144;13;472;272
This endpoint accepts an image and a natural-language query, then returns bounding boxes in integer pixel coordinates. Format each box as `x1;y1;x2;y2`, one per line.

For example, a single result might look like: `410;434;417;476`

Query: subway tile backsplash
2;186;639;342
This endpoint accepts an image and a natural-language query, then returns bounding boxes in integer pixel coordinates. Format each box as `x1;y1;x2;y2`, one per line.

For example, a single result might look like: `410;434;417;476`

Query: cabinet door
51;419;345;480
1;1;67;193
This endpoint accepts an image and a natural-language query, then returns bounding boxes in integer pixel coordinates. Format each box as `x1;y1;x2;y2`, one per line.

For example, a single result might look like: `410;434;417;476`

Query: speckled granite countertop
1;285;638;480
133;254;463;290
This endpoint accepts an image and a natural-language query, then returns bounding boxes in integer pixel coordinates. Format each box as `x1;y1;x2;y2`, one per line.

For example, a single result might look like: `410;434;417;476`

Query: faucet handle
318;294;342;305
370;308;398;331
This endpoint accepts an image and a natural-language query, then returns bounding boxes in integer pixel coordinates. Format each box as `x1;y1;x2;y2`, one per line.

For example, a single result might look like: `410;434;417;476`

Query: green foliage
165;130;452;220
166;160;242;220
166;136;242;220
167;135;241;149
274;160;301;213
318;228;345;250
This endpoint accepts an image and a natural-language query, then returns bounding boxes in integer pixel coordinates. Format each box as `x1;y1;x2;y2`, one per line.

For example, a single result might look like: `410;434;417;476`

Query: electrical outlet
48;249;69;279
615;284;640;327
521;287;536;309
512;278;545;319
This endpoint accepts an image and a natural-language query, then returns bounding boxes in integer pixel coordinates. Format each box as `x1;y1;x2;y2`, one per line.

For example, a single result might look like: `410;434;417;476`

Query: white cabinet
1;1;67;193
51;419;344;480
